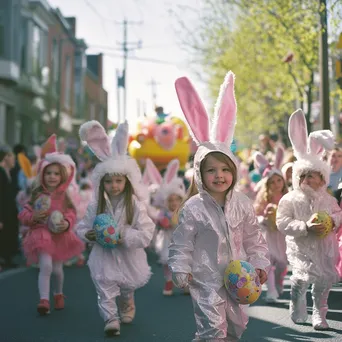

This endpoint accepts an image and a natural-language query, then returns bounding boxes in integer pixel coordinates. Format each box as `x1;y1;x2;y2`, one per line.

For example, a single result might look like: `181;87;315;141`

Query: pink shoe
54;294;65;310
37;299;50;315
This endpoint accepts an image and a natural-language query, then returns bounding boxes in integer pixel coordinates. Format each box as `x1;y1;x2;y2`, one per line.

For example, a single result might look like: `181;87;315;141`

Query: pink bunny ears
144;158;180;186
289;109;334;158
253;147;284;178
175;71;236;146
79;120;129;161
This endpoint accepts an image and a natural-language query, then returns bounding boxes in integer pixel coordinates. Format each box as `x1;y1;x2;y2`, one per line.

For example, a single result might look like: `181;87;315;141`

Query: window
32;24;41;74
64;55;71;108
52;39;59;91
90;102;96;120
0;11;4;58
20;18;28;72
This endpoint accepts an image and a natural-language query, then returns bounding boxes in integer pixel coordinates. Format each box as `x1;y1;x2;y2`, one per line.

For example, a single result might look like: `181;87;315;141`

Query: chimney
65;17;76;36
98;53;103;86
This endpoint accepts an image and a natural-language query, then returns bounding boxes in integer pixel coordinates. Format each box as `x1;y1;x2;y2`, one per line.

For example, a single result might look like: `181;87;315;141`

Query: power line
98;52;177;65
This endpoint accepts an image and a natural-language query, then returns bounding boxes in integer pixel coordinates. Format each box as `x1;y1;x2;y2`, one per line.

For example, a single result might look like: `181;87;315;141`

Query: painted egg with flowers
224;260;261;305
93;214;120;248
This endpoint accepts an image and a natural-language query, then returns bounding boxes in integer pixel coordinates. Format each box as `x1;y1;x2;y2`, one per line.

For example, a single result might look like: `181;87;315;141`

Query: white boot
311;284;330;330
104;319;120;336
290;279;309;324
265;267;279;303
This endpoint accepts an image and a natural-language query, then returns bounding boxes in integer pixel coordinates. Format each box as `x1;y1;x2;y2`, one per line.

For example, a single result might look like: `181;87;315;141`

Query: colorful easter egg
93;214;119;248
34;195;51;212
224;260;261;305
311;211;333;239
47;210;64;234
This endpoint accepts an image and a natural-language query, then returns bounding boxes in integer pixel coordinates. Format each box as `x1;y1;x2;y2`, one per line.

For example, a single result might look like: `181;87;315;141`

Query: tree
170;0;342;145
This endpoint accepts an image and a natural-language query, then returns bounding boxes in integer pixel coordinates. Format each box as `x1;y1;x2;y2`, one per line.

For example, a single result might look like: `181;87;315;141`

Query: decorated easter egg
47;210;64;234
224;260;261;305
34;195;51;212
311;211;333;239
93;214;119;248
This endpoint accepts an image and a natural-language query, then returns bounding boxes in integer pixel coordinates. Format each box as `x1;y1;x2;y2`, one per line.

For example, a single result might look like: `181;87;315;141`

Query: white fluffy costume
76;121;155;323
276;109;342;330
168;71;270;342
253;147;288;302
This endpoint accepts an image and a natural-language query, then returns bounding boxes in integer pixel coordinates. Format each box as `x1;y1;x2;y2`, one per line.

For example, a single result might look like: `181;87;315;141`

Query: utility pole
319;0;330;130
116;19;142;121
146;78;161;109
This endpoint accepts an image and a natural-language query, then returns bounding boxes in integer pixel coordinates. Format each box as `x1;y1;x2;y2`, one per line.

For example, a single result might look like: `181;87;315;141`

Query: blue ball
93;214;119;248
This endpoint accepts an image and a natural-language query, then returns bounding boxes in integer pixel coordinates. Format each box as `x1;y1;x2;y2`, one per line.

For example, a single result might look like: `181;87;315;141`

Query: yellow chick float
128;110;191;171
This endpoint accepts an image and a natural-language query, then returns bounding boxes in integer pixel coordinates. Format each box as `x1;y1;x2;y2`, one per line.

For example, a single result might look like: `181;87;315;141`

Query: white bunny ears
79;120;128;161
175;71;236;147
288;109;335;189
289;109;334;158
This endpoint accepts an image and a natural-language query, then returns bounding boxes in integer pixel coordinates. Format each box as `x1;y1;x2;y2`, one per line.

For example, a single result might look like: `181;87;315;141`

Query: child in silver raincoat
168;72;270;342
276;109;342;330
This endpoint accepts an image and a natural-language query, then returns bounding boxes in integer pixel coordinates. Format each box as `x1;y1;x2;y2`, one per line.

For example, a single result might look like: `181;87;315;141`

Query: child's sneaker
37;299;50;315
104;319;120;336
264;290;279;303
54;294;65;310
163;280;173;296
119;298;136;324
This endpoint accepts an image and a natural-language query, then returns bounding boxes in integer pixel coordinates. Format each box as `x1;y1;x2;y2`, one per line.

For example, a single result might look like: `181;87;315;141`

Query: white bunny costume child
76;121;155;329
276;109;342;330
168;71;270;341
253;147;288;302
146;158;186;265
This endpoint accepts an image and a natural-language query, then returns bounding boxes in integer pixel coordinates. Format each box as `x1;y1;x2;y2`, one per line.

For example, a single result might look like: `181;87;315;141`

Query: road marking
0;267;29;280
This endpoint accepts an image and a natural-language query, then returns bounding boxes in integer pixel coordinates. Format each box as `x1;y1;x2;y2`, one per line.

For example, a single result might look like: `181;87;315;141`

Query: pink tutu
336;228;342;279
23;227;85;264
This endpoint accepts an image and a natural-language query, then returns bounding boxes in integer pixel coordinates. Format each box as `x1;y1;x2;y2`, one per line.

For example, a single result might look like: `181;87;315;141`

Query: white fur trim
91;156;145;200
292;157;331;190
44;153;75;167
79;120;105;142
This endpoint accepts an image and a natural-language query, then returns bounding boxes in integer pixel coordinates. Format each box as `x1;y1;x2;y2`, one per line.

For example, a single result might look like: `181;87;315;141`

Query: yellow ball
312;211;333;239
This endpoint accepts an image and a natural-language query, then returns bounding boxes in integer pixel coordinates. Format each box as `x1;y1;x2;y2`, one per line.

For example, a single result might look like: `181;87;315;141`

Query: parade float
128;111;192;171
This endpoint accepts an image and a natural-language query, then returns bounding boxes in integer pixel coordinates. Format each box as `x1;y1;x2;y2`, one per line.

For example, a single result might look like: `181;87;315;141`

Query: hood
91;155;145;201
292;157;331;190
193;142;239;194
38;152;75;192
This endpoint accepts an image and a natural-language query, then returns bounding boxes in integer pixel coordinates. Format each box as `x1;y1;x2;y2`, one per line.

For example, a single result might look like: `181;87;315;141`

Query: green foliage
171;0;342;145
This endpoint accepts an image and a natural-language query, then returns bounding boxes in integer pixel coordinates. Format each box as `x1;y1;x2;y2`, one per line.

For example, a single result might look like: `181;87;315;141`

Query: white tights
38;253;64;300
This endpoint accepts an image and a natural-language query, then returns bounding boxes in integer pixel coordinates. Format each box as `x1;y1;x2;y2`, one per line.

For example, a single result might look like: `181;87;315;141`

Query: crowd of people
0;71;341;341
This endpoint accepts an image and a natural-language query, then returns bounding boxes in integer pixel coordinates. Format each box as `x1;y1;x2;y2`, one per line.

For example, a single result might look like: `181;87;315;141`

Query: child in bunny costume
76;121;155;337
18;134;84;315
276;110;342;330
168;71;270;342
145;158;186;295
253;147;288;303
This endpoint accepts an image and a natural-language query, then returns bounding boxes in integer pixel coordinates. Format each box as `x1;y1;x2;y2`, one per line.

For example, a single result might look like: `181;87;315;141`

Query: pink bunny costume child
168;71;270;342
276;109;342;330
145;158;186;296
253;147;288;303
18;134;84;315
76;121;155;337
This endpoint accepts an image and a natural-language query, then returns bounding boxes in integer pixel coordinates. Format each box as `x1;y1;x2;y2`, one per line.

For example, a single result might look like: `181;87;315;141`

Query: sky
48;0;209;131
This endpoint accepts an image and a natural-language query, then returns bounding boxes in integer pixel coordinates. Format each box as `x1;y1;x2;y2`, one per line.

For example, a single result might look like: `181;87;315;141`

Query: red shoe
37;299;50;315
163;280;173;296
54;294;65;310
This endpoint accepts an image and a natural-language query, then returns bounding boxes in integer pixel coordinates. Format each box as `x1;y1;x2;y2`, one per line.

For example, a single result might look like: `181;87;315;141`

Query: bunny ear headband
145;158;186;205
288;109;334;189
79;120;144;200
253;147;285;179
175;71;236;148
37;134;75;177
